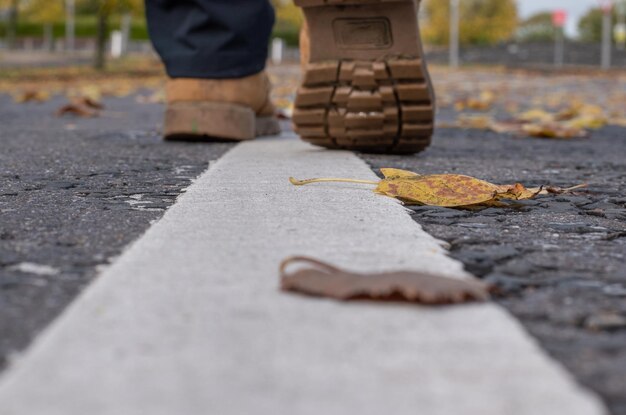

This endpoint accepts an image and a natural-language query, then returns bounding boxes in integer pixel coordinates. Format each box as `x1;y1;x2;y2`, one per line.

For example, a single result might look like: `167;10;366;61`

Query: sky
518;0;603;36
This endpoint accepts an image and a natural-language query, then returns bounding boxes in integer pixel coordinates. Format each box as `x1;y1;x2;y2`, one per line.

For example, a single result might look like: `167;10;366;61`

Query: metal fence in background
426;42;626;69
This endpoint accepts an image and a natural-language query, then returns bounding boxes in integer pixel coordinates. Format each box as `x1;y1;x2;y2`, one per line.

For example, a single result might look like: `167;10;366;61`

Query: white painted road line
0;134;607;415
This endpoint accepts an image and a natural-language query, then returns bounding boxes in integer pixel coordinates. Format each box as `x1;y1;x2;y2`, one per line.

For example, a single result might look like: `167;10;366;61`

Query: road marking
0;134;607;415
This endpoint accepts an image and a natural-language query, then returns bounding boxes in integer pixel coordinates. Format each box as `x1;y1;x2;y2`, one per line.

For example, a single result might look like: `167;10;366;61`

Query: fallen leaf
494;183;542;201
522;122;587;139
455;114;494;129
566;115;607;130
518;109;554;123
290;169;587;208
454;90;495;111
489;119;527;135
79;85;102;102
71;96;104;110
375;174;502;207
380;168;421;179
56;103;98;118
13;90;50;103
280;256;491;305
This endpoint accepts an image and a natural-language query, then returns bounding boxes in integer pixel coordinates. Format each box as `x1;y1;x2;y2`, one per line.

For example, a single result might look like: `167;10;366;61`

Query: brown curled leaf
280;256;491;305
72;96;104;110
56;103;99;118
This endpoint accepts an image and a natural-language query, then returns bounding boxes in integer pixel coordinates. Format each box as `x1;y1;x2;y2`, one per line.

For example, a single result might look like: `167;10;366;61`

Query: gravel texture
0;93;234;370
362;124;626;415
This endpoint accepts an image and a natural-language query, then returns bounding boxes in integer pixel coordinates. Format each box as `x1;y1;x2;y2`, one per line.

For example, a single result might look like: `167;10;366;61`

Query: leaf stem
289;177;379;186
563;183;588;192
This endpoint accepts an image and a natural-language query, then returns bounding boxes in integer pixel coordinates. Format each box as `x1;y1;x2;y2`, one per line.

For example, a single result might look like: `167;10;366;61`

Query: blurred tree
271;0;303;46
22;0;63;50
578;7;617;43
0;0;21;48
272;0;302;29
22;0;63;22
84;0;143;70
422;0;518;45
516;12;557;42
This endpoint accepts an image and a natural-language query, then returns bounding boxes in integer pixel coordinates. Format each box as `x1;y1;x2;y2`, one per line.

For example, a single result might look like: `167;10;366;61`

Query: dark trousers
145;0;275;79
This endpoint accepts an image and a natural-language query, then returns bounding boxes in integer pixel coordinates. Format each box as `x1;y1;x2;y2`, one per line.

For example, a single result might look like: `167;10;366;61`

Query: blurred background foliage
421;0;517;45
271;0;303;46
516;12;557;43
0;0;623;46
578;7;619;43
0;0;147;39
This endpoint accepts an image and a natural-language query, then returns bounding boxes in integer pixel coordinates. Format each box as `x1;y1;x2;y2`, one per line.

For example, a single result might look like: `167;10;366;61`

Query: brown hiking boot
164;71;281;141
294;0;435;154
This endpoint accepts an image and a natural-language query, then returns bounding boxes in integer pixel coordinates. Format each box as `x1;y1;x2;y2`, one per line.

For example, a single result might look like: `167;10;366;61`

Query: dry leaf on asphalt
518;109;555;123
448;98;617;139
454;90;495;111
77;85;102;102
489;120;588;139
489;119;528;134
280;256;491;305
522;122;588;139
56;103;99;118
71;96;104;110
379;168;420;179
454;114;494;129
13;90;50;103
290;168;586;208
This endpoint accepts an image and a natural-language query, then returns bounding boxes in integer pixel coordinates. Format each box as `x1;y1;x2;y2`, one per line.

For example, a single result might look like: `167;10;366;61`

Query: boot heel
294;0;435;154
165;102;256;141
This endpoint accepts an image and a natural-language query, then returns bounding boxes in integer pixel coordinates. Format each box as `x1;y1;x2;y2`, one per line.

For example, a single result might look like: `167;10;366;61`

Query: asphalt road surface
0;93;234;370
363;119;626;415
1;67;625;414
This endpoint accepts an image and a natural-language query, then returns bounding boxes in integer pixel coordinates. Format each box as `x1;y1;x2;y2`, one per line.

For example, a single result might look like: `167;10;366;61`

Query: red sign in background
552;10;567;28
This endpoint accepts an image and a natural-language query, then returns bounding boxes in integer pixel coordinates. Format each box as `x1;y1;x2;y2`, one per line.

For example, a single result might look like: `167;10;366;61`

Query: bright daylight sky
518;0;604;37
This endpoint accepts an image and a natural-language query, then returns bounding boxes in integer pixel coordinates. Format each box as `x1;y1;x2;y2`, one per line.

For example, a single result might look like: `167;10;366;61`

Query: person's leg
146;0;275;79
145;0;280;141
294;0;435;155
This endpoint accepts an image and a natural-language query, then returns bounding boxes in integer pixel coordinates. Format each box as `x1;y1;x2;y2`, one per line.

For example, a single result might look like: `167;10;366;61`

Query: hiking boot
294;0;435;154
164;71;281;141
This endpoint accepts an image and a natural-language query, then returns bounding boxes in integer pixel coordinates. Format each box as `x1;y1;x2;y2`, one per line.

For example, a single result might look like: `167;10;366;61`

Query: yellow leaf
566;115;607;130
522;122;587;139
519;109;554;123
79;85;102;102
489;120;526;135
495;183;541;201
375;174;500;207
454;91;495;112
290;170;587;209
456;114;494;129
380;168;421;179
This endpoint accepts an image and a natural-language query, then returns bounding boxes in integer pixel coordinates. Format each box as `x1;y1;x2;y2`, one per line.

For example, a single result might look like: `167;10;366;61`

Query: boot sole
164;102;281;141
294;0;435;155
